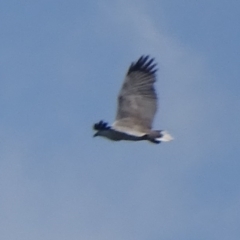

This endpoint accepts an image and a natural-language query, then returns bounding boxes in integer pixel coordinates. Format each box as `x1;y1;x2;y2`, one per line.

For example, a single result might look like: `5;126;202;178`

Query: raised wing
114;56;158;131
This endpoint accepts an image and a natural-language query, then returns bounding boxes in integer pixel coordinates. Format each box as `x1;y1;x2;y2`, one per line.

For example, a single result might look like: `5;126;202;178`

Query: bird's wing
114;56;158;132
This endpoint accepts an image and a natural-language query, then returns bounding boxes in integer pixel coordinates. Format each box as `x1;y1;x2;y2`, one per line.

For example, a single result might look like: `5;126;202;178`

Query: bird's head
93;131;100;137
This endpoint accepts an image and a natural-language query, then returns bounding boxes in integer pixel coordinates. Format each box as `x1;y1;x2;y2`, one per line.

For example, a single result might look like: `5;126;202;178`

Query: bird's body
93;56;173;144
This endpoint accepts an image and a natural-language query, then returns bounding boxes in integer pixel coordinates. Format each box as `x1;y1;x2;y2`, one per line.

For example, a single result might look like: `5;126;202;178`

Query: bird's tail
156;130;174;142
148;130;173;143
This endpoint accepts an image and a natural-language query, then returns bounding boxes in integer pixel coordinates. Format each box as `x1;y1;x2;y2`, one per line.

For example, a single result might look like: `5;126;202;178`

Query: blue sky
1;0;240;239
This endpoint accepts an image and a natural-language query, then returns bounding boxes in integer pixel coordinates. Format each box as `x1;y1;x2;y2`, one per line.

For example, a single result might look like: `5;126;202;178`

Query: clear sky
1;0;240;239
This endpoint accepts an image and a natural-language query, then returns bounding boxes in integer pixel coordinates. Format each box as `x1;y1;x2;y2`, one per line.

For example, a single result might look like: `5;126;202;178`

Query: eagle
93;56;173;144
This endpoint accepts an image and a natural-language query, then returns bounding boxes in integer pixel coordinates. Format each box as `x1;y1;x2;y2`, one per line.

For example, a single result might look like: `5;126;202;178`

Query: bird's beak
93;132;98;137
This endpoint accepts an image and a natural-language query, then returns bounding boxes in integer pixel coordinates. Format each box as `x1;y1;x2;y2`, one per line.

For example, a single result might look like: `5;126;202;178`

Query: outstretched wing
114;56;158;132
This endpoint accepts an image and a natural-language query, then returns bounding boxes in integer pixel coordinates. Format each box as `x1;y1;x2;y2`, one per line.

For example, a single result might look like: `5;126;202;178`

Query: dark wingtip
127;55;158;75
93;120;110;131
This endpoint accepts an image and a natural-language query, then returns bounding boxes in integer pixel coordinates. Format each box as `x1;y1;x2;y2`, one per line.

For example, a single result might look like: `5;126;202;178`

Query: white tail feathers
157;131;174;142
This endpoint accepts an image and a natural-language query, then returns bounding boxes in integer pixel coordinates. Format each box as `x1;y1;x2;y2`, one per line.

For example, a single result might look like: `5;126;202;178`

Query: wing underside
114;56;158;132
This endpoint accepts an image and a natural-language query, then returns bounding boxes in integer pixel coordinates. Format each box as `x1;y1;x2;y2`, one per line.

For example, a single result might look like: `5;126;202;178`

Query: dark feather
93;120;111;130
127;55;158;75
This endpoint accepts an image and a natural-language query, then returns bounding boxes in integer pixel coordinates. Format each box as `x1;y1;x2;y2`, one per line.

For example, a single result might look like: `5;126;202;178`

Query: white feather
157;131;174;142
111;124;146;137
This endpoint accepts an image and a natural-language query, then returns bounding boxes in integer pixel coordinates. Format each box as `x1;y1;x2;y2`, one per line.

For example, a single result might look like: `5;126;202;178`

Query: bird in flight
93;55;173;144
